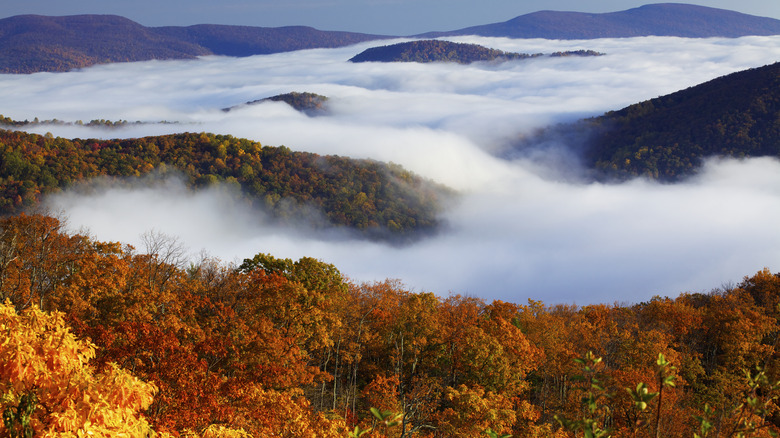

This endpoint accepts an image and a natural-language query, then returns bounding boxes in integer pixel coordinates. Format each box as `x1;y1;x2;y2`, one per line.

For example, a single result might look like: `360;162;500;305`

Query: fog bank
4;35;780;304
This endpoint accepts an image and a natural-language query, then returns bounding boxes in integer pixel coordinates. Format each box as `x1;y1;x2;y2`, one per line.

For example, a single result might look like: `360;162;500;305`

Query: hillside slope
0;128;452;240
224;92;330;115
583;62;780;180
0;15;209;73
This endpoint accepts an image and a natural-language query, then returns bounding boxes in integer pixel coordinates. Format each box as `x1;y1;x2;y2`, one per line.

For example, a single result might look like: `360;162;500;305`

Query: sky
1;35;779;306
1;0;780;35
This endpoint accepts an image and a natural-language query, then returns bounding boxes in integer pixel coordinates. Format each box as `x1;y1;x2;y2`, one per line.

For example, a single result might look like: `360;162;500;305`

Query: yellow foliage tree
225;385;346;438
434;384;516;437
0;300;162;437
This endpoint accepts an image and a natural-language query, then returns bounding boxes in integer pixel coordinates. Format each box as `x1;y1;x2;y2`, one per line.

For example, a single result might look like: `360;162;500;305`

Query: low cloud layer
5;35;780;305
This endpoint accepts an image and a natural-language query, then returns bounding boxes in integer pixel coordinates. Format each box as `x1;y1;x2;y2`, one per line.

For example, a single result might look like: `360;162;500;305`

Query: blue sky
1;0;779;34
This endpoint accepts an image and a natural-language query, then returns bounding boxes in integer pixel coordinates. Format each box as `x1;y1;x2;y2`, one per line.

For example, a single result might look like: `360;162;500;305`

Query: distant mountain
153;24;389;57
420;3;780;39
0;15;208;73
581;62;780;180
0;14;389;73
3;4;780;73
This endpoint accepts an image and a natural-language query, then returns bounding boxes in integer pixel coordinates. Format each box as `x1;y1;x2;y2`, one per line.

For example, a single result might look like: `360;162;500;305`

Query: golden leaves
0;301;158;437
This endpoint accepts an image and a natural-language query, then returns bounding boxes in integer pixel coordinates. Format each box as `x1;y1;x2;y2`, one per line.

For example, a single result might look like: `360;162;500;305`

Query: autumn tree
0;300;162;437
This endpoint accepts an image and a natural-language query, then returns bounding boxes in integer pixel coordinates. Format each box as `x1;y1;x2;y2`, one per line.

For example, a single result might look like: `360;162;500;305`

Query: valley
1;3;780;436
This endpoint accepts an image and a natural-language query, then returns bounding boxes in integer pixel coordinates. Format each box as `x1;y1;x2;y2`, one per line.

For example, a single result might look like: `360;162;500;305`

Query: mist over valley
2;34;780;304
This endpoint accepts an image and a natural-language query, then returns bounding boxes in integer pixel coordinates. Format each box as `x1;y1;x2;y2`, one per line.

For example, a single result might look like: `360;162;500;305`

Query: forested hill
224;92;330;115
349;40;536;64
421;3;780;39
582;61;780;180
0;128;452;240
0;14;388;73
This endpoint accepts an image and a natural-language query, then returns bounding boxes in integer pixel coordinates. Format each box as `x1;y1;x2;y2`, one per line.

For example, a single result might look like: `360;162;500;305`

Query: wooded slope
584;61;780;180
0;128;451;240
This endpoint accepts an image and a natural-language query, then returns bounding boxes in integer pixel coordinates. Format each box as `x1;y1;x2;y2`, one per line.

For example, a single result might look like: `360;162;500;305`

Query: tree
0;213;82;312
0;300;162;437
434;385;516;437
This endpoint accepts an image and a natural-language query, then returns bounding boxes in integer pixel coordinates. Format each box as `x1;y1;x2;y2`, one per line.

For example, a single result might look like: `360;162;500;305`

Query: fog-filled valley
2;35;780;305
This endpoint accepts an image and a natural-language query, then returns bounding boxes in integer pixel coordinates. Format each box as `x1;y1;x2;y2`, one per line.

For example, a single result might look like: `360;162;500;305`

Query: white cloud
6;35;780;305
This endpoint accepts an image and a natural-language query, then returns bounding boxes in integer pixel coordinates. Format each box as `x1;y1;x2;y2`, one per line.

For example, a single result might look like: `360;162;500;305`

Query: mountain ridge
2;3;780;73
0;14;211;73
0;14;389;73
152;23;390;57
419;3;780;39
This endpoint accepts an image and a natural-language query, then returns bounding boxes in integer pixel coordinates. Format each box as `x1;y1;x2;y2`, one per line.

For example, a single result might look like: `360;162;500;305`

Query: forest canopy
1;212;779;437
